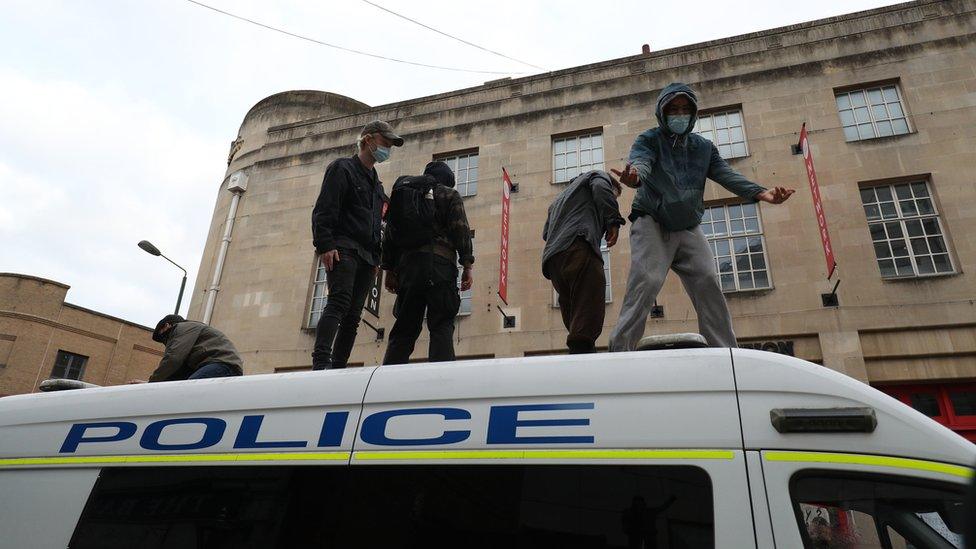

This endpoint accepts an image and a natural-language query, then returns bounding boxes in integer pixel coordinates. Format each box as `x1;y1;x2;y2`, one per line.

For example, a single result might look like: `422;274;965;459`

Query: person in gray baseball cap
310;120;404;370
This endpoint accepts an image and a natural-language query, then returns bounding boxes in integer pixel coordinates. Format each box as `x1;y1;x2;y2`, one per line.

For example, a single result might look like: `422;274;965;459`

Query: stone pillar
819;331;869;383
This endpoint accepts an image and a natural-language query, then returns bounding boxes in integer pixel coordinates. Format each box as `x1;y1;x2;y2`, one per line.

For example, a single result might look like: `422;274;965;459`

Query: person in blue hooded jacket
609;82;794;350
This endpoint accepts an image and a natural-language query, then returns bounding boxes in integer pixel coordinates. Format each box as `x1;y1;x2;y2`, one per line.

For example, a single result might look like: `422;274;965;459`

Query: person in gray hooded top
542;170;626;353
609;82;795;350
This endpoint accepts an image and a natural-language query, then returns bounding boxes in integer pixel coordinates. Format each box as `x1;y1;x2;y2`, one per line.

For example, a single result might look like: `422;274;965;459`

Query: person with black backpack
381;161;474;365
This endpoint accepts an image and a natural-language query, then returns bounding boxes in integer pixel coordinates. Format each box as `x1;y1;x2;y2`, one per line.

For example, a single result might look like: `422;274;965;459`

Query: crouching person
542;170;626;353
138;315;243;382
382;161;474;364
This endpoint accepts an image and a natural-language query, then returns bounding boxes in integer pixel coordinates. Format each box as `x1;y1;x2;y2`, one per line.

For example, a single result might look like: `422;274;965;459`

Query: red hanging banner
498;168;513;305
799;123;837;280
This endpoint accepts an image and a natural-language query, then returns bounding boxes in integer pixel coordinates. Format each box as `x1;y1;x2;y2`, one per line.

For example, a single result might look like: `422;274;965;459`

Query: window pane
949;390;976;416
894;184;913;200
72;465;716;548
751;253;766;269
591;134;603;148
873;242;891;259
877;121;893;137
738;271;754;289
933;254;953;273
887;102;904;118
864;204;881;221
879;259;896;277
910;237;929;256
905;220;923;237
911;393;942;416
698;116;712;131
716;239;730;257
731;143;747;157
727;111;742;126
745;218;759;233
754;271;769;288
900;200;917;216
892;118;909;134
884;222;903;239
792;474;965;549
843;126;860;141
883;86;900;102
836;94;852;110
867;88;884;105
916;256;935;274
718;144;732;158
839;110;855;126
858;123;875;139
854;106;870;123
894;257;914;276
872;104;888;121
720;273;736;291
850;91;867;107
880;202;897;219
928;237;947;254
554;139;566;154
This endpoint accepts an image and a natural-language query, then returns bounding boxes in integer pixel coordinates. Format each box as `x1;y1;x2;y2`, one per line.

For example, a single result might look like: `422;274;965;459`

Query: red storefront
876;382;976;442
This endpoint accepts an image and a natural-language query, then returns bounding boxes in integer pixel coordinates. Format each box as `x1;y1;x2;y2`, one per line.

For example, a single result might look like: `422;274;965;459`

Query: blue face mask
667;114;692;135
371;145;391;163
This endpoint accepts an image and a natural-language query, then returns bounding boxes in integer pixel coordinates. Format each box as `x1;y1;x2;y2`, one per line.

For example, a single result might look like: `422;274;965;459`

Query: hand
757;186;795;204
128;379;148;384
610;163;641;189
604;225;619;247
460;267;473;291
321;249;340;271
384;271;399;294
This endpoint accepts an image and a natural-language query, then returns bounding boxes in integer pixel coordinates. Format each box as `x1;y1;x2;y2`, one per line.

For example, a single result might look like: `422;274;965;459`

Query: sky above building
0;0;901;327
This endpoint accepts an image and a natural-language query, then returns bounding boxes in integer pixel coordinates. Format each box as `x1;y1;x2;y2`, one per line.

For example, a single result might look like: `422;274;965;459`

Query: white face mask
667;114;692;135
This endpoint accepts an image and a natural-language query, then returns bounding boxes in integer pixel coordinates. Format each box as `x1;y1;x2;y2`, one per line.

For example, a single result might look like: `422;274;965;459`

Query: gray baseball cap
360;120;404;147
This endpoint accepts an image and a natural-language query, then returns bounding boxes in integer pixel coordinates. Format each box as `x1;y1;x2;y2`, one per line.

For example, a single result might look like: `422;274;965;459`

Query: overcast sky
0;0;901;327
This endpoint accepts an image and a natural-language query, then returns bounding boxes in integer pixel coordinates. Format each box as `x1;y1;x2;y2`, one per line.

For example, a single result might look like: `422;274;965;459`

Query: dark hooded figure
381;161;474;365
135;315;243;382
609;82;795;350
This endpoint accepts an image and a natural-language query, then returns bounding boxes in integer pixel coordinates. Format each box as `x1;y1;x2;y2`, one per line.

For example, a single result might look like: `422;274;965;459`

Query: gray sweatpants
609;215;736;350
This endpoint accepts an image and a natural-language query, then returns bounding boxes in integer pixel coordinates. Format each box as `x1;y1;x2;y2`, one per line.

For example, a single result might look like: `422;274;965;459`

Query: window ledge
845;131;916;144
723;286;774;297
881;271;961;283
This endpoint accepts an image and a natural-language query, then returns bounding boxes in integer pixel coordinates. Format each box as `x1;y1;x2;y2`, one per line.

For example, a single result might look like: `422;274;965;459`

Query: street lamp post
138;240;188;315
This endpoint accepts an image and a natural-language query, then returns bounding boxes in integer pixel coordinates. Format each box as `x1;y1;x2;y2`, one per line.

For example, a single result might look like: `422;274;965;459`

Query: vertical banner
799;123;837;280
365;269;383;318
498;168;513;305
366;200;390;318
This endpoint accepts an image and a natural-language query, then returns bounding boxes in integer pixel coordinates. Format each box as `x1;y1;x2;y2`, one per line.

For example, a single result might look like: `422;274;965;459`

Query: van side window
70;465;713;548
790;472;965;548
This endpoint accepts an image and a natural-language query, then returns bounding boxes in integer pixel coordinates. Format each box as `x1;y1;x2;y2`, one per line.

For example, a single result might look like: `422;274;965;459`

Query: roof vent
39;379;99;392
636;333;708;351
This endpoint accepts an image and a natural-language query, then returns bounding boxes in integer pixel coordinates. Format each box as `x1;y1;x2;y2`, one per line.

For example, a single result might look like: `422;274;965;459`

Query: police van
0;346;973;548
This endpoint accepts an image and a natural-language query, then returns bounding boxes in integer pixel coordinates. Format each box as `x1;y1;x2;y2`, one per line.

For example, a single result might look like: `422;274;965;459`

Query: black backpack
387;175;438;250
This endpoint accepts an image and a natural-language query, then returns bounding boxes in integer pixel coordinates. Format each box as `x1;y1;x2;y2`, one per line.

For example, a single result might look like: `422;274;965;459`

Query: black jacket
311;155;387;265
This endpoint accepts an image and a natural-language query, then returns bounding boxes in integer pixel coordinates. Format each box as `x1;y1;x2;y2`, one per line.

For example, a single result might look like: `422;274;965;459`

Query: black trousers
313;248;374;370
383;253;460;365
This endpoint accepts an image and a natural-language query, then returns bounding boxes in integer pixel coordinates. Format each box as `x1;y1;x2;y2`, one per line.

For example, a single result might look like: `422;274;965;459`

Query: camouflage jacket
382;182;474;270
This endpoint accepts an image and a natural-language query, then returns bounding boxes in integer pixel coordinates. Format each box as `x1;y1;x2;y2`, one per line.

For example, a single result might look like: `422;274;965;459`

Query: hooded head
654;82;699;137
424;161;456;188
152;314;185;343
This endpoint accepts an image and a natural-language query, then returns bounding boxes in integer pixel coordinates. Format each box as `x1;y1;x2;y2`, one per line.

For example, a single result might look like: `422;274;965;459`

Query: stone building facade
0;273;164;396
187;1;976;438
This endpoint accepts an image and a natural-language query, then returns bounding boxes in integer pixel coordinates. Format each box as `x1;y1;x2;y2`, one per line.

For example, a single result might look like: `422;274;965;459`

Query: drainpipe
203;171;248;324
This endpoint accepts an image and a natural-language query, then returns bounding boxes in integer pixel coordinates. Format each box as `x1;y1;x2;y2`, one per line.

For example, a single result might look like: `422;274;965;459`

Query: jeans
313;248;374;370
189;362;241;379
383;252;460;365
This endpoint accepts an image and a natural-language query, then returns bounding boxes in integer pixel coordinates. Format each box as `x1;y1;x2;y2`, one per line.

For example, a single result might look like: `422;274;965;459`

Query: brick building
0;273;163;396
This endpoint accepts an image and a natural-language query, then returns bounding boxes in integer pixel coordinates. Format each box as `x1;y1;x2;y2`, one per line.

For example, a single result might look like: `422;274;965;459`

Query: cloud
0;67;226;326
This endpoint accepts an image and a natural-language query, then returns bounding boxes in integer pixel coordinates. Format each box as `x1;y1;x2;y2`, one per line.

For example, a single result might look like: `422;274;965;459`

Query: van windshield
70;464;714;548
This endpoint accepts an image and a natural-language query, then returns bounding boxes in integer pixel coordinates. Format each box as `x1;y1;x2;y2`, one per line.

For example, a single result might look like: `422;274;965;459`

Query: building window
51;350;88;380
552;132;604;184
877;383;976;442
694;109;748;159
307;258;329;327
701;202;771;292
436;151;478;198
553;239;612;306
836;84;910;141
457;268;473;316
860;181;953;278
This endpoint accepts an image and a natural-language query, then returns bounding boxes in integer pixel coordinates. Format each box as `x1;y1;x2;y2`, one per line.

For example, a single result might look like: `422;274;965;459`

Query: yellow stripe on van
0;452;351;467
764;451;974;479
353;449;736;461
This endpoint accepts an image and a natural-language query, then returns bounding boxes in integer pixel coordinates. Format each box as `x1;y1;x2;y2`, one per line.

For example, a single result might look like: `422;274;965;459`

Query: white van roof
1;349;973;467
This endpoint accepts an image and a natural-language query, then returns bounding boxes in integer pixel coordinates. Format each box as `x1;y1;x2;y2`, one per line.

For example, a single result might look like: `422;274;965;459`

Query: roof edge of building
0;272;70;290
268;0;946;133
62;302;155;333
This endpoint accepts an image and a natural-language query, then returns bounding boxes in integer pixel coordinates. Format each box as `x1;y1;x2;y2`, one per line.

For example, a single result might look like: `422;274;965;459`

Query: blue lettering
60;421;137;453
487;403;594;444
361;407;470;446
140;418;226;451
234;415;308;449
318;411;349;447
